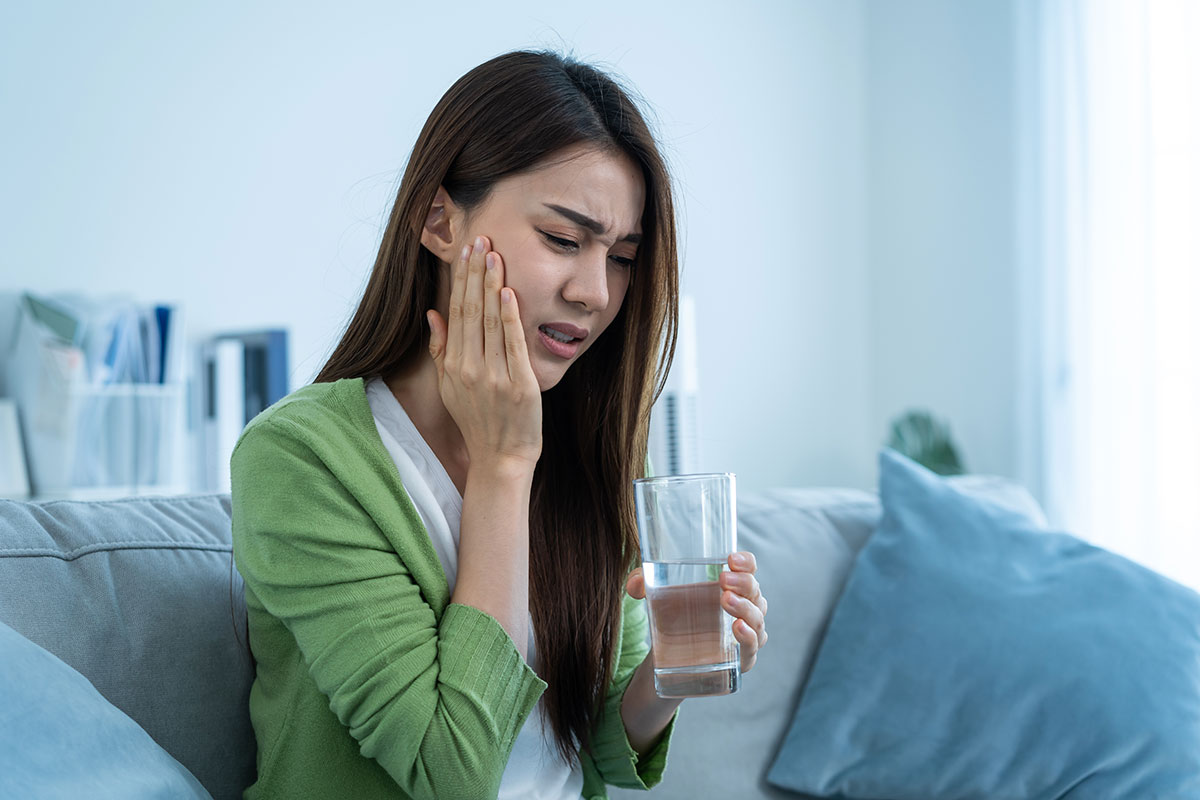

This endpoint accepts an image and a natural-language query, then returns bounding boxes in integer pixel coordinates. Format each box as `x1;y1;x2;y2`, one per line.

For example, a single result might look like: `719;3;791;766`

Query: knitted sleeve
580;593;676;792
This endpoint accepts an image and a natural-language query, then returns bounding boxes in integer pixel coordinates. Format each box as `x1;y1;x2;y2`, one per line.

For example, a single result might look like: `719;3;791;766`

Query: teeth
541;326;575;343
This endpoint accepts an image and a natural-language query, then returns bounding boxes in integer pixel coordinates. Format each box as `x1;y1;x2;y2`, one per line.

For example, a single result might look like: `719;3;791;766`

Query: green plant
886;409;966;475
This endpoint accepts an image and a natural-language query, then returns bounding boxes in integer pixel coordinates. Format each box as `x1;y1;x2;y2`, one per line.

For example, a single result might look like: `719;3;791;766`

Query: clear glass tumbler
634;472;740;698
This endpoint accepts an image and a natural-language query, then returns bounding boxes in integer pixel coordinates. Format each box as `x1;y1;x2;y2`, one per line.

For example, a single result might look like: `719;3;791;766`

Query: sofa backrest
0;494;254;800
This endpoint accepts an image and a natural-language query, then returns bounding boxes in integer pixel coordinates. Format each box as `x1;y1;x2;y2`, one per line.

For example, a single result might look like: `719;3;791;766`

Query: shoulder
231;377;400;496
235;378;373;456
245;377;366;434
229;375;411;502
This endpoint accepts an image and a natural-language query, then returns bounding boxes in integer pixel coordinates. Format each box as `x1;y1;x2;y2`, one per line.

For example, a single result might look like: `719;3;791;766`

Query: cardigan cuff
586;670;676;789
436;602;547;751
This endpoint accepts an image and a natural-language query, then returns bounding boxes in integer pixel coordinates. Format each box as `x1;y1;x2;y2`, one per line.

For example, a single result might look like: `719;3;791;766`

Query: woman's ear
420;186;463;263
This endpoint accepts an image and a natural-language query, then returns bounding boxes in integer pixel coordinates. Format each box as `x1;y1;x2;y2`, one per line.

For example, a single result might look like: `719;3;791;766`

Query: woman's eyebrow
543;203;642;245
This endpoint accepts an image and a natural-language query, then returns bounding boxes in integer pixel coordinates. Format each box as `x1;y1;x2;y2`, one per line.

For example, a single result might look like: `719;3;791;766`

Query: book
198;328;288;492
202;339;245;494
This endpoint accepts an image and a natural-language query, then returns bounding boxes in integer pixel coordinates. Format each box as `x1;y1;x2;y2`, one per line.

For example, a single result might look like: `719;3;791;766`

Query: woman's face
436;144;645;392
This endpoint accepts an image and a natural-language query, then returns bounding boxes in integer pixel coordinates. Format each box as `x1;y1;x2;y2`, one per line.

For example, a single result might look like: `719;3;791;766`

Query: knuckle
483;314;501;333
462;301;481;319
448;304;463;322
458;366;478;387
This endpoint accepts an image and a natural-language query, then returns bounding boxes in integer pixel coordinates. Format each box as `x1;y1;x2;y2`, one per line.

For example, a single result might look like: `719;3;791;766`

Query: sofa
0;473;1051;799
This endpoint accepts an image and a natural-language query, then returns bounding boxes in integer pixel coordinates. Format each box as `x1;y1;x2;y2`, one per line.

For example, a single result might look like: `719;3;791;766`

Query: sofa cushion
0;495;254;800
611;474;1048;800
767;449;1200;799
0;617;211;799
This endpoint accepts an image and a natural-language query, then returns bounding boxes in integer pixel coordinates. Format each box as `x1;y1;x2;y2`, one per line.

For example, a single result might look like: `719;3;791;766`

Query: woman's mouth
538;324;587;359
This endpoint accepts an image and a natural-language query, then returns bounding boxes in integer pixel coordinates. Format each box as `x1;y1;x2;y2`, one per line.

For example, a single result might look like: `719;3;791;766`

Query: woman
231;50;769;800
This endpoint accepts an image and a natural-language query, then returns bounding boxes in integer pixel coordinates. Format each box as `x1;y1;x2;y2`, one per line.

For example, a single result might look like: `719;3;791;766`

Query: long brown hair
314;50;678;763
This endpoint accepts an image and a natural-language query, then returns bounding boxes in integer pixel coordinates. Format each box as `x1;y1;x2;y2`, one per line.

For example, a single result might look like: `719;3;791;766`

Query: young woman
231;50;769;800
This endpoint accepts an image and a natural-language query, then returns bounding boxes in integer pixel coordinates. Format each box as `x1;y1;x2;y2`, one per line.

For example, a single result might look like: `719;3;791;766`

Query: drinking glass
634;473;739;698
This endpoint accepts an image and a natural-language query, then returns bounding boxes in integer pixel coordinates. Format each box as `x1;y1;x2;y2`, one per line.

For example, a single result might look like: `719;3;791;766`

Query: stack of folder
4;292;187;499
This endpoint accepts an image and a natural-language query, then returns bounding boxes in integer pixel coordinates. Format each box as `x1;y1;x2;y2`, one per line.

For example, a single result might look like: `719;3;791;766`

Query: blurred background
1;0;1196;587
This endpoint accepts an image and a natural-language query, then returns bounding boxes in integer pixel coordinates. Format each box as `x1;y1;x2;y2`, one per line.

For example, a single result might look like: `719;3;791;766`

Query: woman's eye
540;231;578;251
539;229;633;269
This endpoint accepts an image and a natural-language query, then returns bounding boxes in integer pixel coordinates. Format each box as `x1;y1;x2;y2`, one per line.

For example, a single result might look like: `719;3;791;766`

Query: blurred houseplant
886;409;965;476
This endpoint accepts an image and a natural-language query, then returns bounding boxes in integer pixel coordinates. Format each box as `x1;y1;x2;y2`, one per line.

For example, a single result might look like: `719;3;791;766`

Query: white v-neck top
365;376;584;800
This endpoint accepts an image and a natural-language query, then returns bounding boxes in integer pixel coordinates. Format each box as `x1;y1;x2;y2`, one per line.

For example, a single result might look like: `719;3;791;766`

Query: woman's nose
562;254;610;312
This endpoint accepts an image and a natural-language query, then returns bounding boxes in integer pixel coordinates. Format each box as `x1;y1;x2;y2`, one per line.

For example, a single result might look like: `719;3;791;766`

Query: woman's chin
531;359;570;394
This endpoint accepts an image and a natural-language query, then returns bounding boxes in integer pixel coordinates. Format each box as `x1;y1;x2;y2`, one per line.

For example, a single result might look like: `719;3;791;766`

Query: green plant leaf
886;409;966;475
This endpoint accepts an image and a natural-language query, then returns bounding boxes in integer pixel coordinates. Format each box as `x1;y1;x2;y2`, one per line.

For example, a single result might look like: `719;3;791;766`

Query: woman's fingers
720;549;768;669
461;236;488;366
500;286;534;387
482;250;505;369
426;310;446;382
733;616;763;672
723;589;767;647
720;568;768;616
728;550;757;574
625;567;646;599
445;243;470;367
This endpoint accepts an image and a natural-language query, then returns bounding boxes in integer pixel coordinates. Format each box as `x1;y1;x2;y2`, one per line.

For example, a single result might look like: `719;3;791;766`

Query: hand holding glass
634;473;739;698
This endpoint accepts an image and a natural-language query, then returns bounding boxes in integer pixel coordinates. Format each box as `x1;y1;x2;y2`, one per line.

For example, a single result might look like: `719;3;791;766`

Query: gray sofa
0;476;1045;799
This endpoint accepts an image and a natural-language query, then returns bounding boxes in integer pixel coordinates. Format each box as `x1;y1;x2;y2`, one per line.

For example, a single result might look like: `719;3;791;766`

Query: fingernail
461;245;471;262
501;288;512;304
486;253;496;270
473;236;485;254
732;553;748;566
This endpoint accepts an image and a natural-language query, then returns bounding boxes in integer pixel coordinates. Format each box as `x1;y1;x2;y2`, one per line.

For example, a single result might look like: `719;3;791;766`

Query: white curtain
1020;0;1200;590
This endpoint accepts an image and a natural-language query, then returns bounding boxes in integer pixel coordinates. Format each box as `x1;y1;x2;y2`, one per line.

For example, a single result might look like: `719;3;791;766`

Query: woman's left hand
718;551;768;673
625;550;769;674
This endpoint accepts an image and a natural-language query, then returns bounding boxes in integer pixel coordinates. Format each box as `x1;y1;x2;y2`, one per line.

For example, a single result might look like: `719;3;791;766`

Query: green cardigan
230;378;673;800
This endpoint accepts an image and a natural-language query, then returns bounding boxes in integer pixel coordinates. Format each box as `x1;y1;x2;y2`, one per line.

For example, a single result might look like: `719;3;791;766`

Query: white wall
1;0;1022;494
863;0;1020;483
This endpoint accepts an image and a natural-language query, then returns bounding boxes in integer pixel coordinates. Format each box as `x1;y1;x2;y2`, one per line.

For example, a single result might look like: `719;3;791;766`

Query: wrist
621;650;683;757
468;452;538;484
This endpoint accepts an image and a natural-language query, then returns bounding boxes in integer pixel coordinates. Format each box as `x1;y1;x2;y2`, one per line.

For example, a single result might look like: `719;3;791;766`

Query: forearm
619;650;683;758
451;458;535;661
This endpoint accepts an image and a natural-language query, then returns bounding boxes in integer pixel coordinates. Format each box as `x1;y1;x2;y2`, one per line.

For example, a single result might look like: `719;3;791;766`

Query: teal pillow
0;619;211;799
767;448;1200;798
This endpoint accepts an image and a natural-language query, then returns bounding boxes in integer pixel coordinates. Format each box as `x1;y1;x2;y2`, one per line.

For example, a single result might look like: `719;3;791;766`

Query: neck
384;352;469;476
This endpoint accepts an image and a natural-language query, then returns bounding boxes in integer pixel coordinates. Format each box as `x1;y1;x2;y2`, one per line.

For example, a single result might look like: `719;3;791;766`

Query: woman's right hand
426;235;542;472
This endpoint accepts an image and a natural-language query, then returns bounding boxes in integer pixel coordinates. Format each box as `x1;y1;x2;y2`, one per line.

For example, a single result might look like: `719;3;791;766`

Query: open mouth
539;325;581;344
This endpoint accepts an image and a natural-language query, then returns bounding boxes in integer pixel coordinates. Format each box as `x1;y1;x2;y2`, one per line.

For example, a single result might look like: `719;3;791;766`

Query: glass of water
634;473;739;698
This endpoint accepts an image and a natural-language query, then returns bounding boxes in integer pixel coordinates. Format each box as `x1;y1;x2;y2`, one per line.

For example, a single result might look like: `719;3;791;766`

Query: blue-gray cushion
0;617;211;799
767;448;1200;798
0;495;255;799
